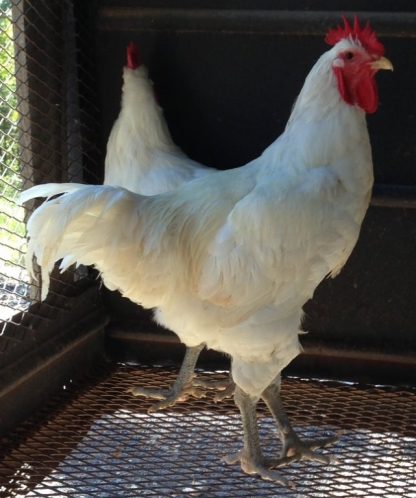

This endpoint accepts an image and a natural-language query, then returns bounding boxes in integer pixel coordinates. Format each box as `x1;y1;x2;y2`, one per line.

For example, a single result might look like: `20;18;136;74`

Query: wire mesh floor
0;363;415;498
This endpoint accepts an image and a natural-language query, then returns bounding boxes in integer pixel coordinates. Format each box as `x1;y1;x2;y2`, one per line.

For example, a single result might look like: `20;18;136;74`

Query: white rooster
21;18;392;482
105;42;222;407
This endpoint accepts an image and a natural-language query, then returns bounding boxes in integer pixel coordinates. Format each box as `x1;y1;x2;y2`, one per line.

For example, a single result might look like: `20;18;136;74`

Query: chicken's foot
129;343;205;412
262;380;338;467
193;377;235;402
223;386;290;485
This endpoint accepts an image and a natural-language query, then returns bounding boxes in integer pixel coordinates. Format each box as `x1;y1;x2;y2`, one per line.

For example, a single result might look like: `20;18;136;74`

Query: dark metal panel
95;7;416;185
304;207;416;350
98;0;416;12
372;184;416;208
98;8;416;36
0;284;109;436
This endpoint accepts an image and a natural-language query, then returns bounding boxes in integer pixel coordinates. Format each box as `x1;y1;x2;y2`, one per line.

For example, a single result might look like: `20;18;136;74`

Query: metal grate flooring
0;364;415;498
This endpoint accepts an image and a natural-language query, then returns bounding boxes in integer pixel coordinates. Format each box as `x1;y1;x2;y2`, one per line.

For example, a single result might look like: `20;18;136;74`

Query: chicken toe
267;433;338;467
262;380;338;467
193;376;235;401
223;450;290;485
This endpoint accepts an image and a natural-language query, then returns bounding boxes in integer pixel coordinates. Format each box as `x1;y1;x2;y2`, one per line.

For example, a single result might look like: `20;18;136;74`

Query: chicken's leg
262;378;337;467
223;386;288;484
129;344;206;412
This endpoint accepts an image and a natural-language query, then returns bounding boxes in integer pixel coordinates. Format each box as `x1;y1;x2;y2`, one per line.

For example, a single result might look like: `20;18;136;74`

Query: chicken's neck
122;67;177;152
261;52;373;193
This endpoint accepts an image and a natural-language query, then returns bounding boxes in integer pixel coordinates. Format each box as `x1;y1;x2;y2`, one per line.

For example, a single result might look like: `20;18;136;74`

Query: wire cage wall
0;0;101;327
0;0;33;322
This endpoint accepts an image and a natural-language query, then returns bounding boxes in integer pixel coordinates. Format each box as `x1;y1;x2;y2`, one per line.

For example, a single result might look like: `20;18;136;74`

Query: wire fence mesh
0;0;31;321
1;363;415;497
0;0;100;325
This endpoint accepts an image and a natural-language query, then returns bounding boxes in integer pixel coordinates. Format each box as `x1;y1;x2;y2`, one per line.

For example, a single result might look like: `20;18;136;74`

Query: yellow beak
371;57;394;71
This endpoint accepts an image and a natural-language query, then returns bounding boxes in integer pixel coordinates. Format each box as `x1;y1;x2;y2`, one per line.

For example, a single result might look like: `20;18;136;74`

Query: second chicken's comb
325;16;384;57
126;42;141;69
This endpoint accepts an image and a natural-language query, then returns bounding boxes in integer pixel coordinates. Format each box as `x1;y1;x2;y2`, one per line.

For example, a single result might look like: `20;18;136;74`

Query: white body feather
22;40;374;397
104;65;214;195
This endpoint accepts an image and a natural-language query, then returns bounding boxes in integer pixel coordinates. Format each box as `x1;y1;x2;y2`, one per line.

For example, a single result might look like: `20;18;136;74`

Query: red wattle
355;75;378;114
334;67;379;114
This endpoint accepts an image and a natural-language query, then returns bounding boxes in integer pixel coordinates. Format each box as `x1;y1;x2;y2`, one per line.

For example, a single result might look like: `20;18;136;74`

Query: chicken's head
325;17;393;114
126;42;141;70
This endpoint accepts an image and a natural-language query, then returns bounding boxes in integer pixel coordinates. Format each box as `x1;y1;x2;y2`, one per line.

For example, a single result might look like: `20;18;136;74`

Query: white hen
21;19;392;482
104;42;213;195
105;42;218;407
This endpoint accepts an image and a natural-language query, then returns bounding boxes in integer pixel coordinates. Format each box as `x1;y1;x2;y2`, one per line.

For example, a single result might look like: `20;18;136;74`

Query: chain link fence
0;0;30;321
0;0;101;325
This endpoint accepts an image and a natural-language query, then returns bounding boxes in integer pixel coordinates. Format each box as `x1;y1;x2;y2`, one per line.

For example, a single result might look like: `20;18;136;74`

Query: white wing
195;165;360;316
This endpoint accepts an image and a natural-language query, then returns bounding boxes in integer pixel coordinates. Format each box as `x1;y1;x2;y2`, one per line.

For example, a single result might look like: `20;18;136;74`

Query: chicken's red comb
325;16;384;57
126;42;141;69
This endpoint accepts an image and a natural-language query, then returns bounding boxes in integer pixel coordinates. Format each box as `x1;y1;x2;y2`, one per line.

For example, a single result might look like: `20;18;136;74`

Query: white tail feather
21;184;150;301
19;183;86;205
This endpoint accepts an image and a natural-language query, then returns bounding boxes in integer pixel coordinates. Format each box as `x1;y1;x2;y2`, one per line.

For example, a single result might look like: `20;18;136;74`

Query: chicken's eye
345;51;354;60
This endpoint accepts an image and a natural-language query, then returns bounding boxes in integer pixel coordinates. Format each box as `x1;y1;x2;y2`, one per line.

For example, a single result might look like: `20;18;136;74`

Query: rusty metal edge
371;184;416;209
106;327;416;387
97;8;416;36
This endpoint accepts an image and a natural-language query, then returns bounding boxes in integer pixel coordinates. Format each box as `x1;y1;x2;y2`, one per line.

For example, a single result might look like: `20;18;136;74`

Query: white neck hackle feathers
104;65;214;195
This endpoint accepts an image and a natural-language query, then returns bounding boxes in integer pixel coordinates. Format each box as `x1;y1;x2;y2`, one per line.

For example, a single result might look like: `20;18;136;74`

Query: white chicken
21;18;392;482
104;41;214;195
105;42;221;407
